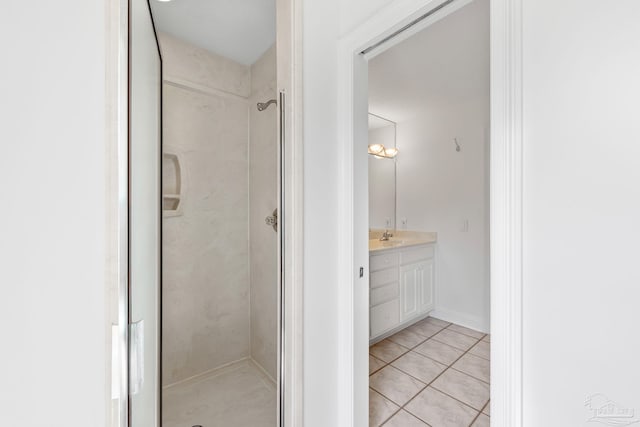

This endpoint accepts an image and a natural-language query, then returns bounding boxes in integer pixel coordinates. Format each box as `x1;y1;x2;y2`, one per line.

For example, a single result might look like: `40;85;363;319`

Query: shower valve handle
265;209;278;232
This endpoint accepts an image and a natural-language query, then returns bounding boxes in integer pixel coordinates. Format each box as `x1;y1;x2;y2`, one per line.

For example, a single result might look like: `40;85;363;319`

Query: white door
129;0;161;425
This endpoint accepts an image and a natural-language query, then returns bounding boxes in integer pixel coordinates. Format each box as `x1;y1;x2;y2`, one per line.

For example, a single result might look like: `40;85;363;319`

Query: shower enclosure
124;0;286;425
159;32;280;427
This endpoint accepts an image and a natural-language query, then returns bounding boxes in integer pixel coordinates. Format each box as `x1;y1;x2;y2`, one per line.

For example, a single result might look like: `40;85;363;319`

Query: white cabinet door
418;259;435;313
400;263;420;322
400;260;434;322
370;299;400;338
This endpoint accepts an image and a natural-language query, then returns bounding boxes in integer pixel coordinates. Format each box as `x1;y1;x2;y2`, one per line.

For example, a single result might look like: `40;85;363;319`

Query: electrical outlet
401;218;407;229
460;219;469;232
385;218;391;227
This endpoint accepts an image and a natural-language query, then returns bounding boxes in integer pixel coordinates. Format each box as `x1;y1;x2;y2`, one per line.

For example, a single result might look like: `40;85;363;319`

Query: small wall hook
453;138;461;152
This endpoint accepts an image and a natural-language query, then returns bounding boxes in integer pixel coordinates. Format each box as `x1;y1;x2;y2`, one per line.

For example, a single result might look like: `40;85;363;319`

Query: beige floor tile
383;409;428;427
482;334;490;343
453;353;490;383
472;413;490;427
482;401;490;415
431;329;480;351
414;338;465;365
447;324;486;339
468;340;490;360
424;316;451;328
407;320;445;338
388;328;428;348
370;339;410;363
405;387;478;427
391;351;447;384
431;368;489;410
370;354;387;375
370;388;399;427
370;365;426;406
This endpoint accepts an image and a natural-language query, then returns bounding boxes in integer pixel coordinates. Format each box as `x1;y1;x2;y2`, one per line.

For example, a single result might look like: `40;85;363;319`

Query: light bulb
368;144;384;155
384;147;398;158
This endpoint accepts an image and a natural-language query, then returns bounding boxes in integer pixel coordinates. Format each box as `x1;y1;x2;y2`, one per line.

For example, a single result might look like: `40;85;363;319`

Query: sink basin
380;238;404;246
369;238;406;250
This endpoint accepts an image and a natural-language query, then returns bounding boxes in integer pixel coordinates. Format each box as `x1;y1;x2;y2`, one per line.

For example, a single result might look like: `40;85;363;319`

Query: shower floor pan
162;359;277;427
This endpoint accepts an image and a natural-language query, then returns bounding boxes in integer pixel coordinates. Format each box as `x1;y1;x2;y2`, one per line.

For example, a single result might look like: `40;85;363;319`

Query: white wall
522;0;640;425
0;1;108;426
302;0;342;425
395;99;490;331
302;1;391;426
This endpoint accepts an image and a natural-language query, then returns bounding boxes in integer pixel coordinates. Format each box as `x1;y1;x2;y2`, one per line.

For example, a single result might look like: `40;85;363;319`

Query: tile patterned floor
370;317;490;427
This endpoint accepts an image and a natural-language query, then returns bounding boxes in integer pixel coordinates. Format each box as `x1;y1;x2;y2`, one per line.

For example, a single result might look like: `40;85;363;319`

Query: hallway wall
0;1;108;425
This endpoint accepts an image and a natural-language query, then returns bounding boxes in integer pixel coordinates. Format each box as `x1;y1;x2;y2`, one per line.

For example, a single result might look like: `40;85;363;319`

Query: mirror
368;113;397;230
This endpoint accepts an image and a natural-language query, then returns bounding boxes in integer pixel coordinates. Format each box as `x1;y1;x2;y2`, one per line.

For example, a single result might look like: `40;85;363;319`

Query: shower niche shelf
163;148;184;217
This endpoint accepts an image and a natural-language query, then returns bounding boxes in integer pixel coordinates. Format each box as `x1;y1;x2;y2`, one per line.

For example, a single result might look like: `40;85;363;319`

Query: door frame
277;0;305;425
335;0;523;426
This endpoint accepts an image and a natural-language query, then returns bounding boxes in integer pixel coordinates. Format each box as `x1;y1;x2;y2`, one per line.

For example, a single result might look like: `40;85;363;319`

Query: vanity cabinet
370;244;435;341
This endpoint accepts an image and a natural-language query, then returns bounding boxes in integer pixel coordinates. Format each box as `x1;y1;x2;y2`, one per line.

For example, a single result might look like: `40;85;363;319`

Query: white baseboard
430;307;489;334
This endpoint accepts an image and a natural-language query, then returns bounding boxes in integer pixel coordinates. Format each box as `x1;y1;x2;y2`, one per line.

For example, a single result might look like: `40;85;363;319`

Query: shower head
257;99;277;111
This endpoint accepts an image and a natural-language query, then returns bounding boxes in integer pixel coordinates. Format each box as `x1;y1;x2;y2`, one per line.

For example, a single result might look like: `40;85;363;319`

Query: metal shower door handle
265;209;278;232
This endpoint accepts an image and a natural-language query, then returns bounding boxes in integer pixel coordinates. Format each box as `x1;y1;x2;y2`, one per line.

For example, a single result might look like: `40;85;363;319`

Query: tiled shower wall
249;45;278;381
160;33;277;386
160;33;251;386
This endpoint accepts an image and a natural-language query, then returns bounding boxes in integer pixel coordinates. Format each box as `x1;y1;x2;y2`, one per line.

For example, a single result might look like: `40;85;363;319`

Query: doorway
335;0;523;425
366;1;490;425
123;0;302;426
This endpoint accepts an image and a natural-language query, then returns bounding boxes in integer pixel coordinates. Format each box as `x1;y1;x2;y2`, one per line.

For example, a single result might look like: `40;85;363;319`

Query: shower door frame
335;0;523;426
113;0;305;425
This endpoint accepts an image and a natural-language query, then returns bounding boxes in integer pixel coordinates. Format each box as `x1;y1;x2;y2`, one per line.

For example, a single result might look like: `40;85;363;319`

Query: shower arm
257;99;277;111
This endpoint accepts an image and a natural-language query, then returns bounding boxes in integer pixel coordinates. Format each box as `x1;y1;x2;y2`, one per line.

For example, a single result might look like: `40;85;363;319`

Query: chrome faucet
379;230;393;241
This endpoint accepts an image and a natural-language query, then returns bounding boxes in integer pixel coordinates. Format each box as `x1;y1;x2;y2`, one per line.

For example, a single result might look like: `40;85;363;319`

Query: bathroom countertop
368;230;437;252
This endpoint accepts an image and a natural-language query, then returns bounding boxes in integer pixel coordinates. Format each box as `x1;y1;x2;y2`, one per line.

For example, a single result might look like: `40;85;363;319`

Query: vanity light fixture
368;143;398;159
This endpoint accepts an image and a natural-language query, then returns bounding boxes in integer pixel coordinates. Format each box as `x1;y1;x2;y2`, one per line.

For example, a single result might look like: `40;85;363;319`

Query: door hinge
129;320;144;395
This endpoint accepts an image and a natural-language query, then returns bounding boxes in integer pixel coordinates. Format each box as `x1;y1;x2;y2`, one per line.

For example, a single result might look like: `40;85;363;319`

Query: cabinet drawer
370;252;399;271
401;245;434;265
371;282;398;306
370;299;400;338
370;267;398;289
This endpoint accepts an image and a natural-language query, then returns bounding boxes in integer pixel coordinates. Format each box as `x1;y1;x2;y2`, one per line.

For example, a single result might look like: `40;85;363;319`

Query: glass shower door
129;0;161;425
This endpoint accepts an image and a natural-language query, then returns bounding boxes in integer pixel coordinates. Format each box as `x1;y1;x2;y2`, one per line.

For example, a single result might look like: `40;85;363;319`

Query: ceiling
368;0;489;123
149;0;276;66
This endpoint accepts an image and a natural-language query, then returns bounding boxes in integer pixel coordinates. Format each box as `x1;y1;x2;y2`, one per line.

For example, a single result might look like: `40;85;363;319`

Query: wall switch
460;219;469;232
401;218;407;229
